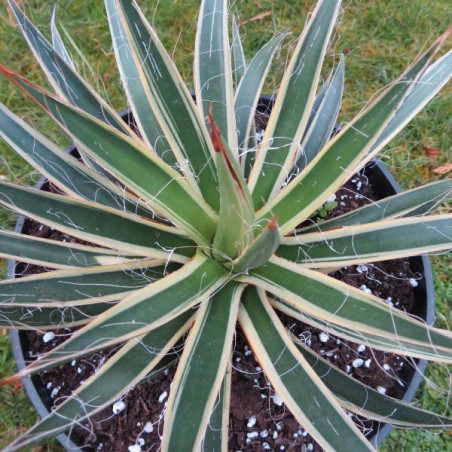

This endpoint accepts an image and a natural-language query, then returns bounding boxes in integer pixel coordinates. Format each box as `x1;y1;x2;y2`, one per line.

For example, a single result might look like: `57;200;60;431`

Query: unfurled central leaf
208;110;255;262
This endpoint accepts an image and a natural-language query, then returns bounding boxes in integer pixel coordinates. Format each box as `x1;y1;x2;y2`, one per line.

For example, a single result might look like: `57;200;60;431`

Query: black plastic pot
8;103;435;450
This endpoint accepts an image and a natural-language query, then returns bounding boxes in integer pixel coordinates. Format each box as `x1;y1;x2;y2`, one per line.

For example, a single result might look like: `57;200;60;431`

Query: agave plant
1;0;451;450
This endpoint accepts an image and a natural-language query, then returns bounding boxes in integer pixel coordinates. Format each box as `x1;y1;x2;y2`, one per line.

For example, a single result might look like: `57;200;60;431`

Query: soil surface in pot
17;170;423;452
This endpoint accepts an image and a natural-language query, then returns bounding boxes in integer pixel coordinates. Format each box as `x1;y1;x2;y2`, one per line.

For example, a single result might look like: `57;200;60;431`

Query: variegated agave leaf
0;1;451;451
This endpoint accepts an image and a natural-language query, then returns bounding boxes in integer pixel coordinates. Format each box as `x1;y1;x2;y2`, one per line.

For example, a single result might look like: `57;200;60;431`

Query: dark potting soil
17;171;423;452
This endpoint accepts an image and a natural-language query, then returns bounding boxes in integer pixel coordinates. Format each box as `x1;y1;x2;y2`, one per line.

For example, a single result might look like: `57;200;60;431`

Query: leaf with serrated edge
241;256;452;362
163;282;242;451
249;0;341;207
239;286;374;451
5;312;193;451
278;215;452;267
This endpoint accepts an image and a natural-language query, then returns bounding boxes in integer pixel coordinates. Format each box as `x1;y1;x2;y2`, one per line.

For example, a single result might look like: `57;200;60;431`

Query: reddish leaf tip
268;216;279;232
207;104;224;153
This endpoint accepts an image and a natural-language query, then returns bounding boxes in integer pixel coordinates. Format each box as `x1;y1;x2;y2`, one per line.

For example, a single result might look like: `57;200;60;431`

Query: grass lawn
0;0;450;450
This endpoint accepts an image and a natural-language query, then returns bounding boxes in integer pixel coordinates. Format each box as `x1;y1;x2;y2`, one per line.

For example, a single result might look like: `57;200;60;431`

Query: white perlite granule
247;415;257;428
112;401;126;414
42;332;55;343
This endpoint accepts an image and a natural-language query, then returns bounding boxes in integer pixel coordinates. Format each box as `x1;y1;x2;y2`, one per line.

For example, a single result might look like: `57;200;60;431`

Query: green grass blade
0;181;195;261
242;256;452;362
239;286;374;451
202;362;232;452
235;33;286;153
0;230;144;269
279;215;452;267
195;0;237;153
5;312;193;451
297;179;452;234
297;54;344;169
249;0;341;207
14;252;229;377
293;337;452;427
257;30;450;234
163;282;242;451
0;69;218;245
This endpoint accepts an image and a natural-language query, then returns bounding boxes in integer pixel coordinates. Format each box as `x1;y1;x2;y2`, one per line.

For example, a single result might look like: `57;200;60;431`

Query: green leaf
5;312;193;451
195;0;237;152
242;256;452;362
110;0;221;210
249;0;341;207
50;6;75;70
0;69;218;245
297;179;452;234
239;286;374;451
225;217;280;273
202;364;232;451
15;252;229;376
105;0;173;165
163;282;242;451
232;16;246;87
1;259;172;307
0;181;194;261
293;337;452;427
8;0;129;134
257;30;450;234
297;54;344;169
235;33;287;152
209;112;254;261
0;103;155;218
278;214;452;267
0;230;143;269
271;297;451;361
371;50;452;156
